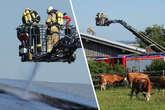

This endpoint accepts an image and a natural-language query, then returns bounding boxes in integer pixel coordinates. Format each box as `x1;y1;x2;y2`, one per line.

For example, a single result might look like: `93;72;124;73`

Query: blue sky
72;0;165;41
0;0;165;84
0;0;92;84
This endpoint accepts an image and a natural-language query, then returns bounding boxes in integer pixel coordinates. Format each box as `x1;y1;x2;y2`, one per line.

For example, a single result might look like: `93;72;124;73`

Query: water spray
23;62;39;99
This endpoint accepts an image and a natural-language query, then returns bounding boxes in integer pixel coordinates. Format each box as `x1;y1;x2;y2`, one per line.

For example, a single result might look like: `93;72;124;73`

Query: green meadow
96;87;165;110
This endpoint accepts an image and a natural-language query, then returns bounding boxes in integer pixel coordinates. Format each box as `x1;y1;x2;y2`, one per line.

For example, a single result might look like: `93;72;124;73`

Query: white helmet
47;6;54;13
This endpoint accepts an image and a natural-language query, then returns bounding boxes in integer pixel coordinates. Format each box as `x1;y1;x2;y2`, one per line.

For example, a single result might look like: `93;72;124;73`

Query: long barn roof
80;33;146;54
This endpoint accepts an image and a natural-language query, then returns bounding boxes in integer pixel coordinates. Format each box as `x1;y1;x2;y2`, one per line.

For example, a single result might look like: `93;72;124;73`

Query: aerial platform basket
16;24;81;63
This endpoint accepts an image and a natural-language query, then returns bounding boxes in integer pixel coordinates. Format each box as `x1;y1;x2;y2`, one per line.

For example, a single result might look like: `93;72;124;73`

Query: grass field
96;87;165;110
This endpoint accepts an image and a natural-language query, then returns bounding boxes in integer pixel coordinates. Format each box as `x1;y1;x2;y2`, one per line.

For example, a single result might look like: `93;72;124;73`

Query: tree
113;64;126;73
136;25;165;48
88;60;108;74
145;59;165;74
88;60;126;74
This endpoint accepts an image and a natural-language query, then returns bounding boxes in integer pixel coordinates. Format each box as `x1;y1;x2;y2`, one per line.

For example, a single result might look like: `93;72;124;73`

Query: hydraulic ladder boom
106;20;165;52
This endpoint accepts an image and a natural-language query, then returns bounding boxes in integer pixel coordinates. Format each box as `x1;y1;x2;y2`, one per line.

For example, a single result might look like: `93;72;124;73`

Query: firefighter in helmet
22;8;40;25
63;13;71;27
101;13;106;25
63;12;72;36
43;6;60;54
96;12;101;25
22;8;42;57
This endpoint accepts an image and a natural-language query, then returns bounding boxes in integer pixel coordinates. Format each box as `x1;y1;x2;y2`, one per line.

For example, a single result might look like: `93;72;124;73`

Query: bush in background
88;60;126;74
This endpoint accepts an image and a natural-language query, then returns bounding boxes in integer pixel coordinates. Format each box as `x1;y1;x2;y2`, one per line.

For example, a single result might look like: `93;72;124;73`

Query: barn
80;33;146;60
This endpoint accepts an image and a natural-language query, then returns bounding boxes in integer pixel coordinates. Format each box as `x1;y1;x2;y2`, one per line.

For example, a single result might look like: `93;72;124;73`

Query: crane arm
106;20;165;52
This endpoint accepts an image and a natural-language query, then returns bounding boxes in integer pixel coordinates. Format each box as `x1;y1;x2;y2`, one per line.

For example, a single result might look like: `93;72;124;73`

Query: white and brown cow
100;74;124;91
125;72;149;88
130;77;153;101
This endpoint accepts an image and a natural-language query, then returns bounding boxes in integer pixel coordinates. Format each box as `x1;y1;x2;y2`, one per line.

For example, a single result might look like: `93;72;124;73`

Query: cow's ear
151;93;154;96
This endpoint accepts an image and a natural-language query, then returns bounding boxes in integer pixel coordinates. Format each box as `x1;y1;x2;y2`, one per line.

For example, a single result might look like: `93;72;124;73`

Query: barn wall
82;39;131;60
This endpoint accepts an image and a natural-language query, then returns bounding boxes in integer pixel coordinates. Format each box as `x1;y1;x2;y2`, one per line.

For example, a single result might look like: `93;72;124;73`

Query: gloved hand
43;24;48;27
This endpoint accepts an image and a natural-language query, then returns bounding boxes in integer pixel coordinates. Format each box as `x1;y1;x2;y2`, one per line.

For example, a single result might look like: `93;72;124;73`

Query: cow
125;73;149;88
100;74;124;91
130;77;153;101
158;76;165;95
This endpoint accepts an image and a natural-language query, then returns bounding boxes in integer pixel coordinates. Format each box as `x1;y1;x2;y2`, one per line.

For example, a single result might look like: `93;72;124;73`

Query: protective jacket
22;10;40;25
101;13;106;18
46;12;59;53
46;12;59;34
97;13;101;18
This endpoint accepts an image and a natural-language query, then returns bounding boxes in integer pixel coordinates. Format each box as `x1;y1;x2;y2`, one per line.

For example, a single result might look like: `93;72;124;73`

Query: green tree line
88;60;126;74
145;59;165;75
136;25;165;48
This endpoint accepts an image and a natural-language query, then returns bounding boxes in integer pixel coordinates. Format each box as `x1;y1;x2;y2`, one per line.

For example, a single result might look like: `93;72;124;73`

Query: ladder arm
106;20;165;52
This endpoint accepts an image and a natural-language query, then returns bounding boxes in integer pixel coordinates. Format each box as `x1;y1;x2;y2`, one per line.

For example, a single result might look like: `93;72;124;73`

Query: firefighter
30;10;41;55
22;9;42;57
43;6;60;53
101;13;106;25
22;8;40;25
63;13;72;36
96;12;101;25
22;9;32;25
97;12;101;18
63;13;71;26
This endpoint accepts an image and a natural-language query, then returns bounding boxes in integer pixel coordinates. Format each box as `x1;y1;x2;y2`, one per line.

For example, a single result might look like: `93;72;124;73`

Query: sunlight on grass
96;87;165;110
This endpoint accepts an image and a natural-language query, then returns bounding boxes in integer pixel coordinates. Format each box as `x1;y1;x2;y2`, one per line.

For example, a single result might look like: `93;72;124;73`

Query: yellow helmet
25;8;30;14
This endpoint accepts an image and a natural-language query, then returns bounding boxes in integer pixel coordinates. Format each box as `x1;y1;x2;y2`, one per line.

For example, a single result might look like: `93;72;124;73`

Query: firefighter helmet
47;6;54;13
63;12;67;16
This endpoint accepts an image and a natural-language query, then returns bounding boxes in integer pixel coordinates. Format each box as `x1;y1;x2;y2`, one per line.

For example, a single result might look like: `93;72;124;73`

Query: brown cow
125;73;149;88
130;77;153;101
100;74;124;91
158;76;165;95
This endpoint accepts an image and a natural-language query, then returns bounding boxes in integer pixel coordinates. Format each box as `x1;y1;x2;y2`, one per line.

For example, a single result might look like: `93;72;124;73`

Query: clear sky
72;0;165;41
0;0;92;84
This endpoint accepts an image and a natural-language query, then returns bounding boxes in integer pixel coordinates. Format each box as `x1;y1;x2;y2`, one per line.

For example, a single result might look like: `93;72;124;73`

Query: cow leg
126;82;128;88
111;83;114;88
101;81;107;91
130;82;132;88
135;91;139;99
101;83;104;91
125;80;129;88
101;84;103;91
158;88;164;96
104;83;106;90
130;89;134;99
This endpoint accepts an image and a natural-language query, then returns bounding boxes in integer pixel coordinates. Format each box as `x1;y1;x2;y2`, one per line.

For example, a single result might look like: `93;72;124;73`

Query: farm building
80;33;146;60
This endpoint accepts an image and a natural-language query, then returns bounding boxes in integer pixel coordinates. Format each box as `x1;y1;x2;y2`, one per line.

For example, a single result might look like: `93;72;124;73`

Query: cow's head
124;77;127;81
145;93;151;101
123;77;129;87
142;92;154;101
